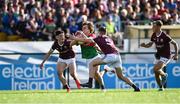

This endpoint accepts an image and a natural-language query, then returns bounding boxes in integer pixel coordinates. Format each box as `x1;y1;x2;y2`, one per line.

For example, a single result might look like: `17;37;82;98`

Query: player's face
56;33;65;42
82;25;90;35
152;24;158;33
98;31;105;36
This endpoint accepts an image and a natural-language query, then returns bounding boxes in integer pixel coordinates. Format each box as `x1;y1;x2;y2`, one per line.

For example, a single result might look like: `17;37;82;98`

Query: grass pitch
0;89;180;104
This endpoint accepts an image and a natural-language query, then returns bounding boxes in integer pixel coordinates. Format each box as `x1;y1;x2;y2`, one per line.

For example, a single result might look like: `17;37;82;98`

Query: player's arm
170;39;179;60
140;41;153;48
40;49;54;69
70;40;79;47
73;36;92;43
93;43;103;54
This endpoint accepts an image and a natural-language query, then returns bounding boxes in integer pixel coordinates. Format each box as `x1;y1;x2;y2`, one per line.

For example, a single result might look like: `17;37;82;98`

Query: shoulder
161;31;171;38
88;34;96;38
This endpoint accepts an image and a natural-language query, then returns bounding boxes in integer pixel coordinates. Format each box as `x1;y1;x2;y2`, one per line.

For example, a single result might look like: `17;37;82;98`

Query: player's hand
69;34;76;40
40;63;44;69
172;54;179;60
140;43;146;47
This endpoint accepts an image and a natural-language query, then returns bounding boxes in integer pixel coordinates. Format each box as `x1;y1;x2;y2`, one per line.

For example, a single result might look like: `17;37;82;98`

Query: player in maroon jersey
71;26;140;91
140;20;179;91
40;30;81;92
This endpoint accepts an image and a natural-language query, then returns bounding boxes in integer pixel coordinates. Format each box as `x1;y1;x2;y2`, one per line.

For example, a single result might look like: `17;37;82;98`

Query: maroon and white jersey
51;40;75;59
151;31;172;59
94;35;118;54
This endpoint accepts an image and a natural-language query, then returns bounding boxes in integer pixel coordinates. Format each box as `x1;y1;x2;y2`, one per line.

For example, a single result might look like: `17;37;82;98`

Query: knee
117;74;124;80
57;72;64;78
153;66;161;73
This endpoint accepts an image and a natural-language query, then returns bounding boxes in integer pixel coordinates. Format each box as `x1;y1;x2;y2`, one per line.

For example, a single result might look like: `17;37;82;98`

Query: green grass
0;89;180;104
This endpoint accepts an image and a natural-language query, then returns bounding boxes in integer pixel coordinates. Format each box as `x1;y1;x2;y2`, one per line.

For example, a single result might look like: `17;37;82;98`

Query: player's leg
57;61;70;92
68;59;81;89
112;54;140;91
115;67;140;91
93;63;105;90
103;65;116;74
153;61;167;90
80;55;101;88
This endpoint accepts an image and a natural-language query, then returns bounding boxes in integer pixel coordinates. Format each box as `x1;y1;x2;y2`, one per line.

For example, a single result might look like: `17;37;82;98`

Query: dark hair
98;26;106;33
82;22;94;33
55;30;64;36
153;20;163;27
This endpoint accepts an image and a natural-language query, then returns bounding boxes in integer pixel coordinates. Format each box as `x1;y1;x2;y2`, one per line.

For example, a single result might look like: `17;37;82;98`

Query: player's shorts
102;53;122;69
57;57;76;66
154;57;171;65
86;54;101;68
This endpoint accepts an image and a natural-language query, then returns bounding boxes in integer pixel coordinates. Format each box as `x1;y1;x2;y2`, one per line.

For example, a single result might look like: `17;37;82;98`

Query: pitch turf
0;89;180;104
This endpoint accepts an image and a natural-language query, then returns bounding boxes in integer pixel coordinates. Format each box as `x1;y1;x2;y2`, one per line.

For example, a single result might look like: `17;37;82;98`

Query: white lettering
2;67;11;78
1;64;56;90
173;66;180;77
15;67;23;78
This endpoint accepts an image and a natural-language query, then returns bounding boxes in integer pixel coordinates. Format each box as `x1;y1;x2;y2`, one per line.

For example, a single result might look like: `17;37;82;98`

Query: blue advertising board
0;63;179;90
103;64;180;89
166;64;180;88
0;64;61;90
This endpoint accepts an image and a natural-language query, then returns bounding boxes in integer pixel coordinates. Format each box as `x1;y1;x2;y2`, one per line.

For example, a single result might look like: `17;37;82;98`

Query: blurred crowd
0;0;180;41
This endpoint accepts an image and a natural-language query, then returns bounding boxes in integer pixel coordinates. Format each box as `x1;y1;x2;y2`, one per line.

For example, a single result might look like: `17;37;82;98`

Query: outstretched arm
140;41;154;48
171;39;179;60
40;49;54;69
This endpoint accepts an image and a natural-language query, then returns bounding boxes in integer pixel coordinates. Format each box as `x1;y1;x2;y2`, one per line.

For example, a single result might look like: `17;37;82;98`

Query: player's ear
55;35;59;40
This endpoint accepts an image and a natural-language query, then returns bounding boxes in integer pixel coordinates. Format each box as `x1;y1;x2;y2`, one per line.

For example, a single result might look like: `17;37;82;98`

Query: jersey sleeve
165;34;172;43
150;33;154;42
51;41;57;50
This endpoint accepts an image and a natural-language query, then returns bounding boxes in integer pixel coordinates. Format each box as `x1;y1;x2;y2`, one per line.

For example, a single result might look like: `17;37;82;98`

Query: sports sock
63;84;70;89
131;84;138;89
88;78;93;84
100;85;105;89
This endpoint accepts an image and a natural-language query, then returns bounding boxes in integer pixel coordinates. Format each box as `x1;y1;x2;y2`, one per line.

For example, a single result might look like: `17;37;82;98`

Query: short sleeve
150;33;154;42
51;41;57;50
165;34;172;43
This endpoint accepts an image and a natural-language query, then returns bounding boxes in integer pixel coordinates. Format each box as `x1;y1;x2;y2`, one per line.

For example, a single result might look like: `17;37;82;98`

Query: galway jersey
94;35;118;55
51;40;75;59
151;31;172;59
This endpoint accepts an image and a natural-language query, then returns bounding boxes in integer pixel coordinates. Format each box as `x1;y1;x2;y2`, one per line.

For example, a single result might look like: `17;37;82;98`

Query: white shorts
154;57;171;65
57;57;76;66
86;54;101;68
102;54;122;69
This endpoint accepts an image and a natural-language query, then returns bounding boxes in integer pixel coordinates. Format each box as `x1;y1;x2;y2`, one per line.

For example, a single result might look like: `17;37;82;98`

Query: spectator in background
56;7;66;28
161;12;172;25
165;0;177;13
42;11;56;40
59;16;69;34
171;13;180;25
120;9;128;32
79;3;89;16
0;0;180;41
15;14;27;38
41;0;52;17
109;8;121;32
150;8;161;21
140;8;151;25
30;1;42;18
105;16;115;35
2;6;18;35
77;15;88;30
25;16;39;40
25;0;35;15
68;19;79;34
158;2;168;16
